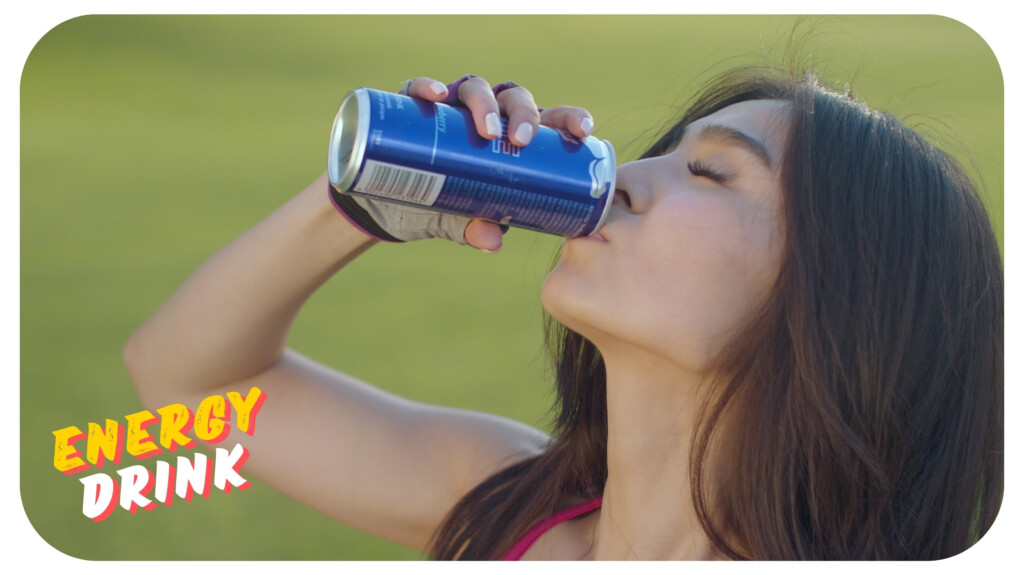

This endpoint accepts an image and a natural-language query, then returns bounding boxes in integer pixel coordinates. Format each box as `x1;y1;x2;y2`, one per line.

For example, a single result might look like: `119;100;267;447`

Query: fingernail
580;117;594;137
485;113;502;138
513;123;534;146
429;81;447;96
482;244;503;254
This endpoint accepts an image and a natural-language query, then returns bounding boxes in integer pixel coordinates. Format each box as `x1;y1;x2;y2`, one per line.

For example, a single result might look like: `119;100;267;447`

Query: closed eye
687;160;731;184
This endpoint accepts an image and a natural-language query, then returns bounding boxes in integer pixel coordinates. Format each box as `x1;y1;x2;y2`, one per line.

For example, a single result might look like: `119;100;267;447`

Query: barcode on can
353;160;445;206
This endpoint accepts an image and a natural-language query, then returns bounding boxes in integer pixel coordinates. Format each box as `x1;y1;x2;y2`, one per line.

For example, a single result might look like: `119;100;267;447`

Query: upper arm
159;349;549;552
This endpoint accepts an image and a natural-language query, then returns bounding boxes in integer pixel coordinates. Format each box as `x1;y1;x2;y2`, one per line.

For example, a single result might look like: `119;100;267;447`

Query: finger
402;77;450;101
539;106;595;139
496;87;541;146
457;77;502;140
464;219;504;253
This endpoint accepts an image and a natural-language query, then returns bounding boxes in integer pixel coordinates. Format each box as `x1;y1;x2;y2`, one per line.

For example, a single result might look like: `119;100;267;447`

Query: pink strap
502;497;603;561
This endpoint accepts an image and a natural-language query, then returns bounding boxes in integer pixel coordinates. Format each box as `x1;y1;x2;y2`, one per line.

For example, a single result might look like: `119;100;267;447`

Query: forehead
685;99;792;157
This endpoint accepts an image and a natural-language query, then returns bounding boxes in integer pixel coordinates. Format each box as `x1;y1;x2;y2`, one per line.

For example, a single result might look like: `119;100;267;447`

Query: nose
611;159;656;214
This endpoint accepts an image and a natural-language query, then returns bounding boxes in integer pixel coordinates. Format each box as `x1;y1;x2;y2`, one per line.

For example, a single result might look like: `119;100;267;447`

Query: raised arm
122;76;595;552
122;168;551;550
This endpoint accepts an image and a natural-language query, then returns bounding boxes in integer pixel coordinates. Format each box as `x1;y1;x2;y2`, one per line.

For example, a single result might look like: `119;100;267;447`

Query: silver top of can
586;137;617;236
327;88;371;193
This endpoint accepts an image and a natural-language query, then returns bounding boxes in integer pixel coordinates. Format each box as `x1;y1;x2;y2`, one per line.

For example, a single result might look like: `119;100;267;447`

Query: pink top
501;497;604;560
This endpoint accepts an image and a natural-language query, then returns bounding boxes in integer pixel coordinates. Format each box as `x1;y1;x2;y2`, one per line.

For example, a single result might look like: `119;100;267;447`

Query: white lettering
80;472;117;521
214;443;250;493
436;107;447;134
117;465;154;513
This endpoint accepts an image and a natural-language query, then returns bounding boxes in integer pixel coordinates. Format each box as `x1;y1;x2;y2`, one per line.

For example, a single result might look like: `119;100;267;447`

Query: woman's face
542;99;791;372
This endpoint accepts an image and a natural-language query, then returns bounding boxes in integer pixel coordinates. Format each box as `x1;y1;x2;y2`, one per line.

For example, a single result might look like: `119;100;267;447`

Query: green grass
21;15;1002;560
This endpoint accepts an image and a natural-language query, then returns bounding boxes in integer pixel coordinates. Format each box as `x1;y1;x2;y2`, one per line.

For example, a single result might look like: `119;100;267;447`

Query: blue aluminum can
327;87;615;238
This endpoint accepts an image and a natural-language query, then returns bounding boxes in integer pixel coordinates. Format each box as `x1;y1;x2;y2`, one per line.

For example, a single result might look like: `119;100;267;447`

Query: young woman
124;69;1003;560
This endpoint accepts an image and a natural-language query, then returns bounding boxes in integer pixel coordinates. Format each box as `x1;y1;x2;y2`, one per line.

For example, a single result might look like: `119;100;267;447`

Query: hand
332;75;596;253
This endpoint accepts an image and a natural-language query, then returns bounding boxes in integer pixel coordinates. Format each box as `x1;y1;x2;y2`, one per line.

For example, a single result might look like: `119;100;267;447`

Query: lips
572;220;614;243
574;230;607;242
593;222;615;242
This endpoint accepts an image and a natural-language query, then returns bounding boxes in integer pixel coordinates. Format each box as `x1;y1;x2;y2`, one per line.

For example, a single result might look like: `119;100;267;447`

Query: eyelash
687;160;729;184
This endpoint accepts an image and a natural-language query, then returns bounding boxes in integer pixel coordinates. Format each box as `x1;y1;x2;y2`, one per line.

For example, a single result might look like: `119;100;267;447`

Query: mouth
572;230;607;242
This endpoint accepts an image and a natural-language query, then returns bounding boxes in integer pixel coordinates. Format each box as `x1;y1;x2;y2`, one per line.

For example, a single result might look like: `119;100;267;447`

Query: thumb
463;219;504;253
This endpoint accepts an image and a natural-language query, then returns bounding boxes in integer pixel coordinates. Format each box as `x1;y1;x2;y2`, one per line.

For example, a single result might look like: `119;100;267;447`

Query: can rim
327;88;370;192
587;139;617;236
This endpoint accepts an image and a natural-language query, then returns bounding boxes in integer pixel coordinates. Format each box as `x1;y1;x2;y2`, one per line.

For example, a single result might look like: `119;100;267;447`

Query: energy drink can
327;87;615;238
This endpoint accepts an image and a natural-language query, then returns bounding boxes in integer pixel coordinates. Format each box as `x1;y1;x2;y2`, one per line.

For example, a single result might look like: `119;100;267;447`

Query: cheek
643;192;781;280
634;195;750;284
628;196;783;350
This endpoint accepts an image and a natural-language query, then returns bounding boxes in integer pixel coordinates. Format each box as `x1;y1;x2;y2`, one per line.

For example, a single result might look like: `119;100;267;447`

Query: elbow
121;330;141;383
122;329;161;409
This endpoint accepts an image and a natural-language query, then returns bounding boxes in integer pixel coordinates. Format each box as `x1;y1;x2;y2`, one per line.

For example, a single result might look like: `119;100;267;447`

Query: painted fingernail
580;117;594;137
485;113;502;138
429;81;447;95
513;123;534;146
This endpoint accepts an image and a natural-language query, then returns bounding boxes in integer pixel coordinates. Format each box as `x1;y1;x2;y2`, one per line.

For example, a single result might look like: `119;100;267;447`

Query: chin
540;267;568;320
541;265;606;342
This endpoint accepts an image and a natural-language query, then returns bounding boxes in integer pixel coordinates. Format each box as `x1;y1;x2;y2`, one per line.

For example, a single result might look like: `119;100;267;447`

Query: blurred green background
20;15;1002;560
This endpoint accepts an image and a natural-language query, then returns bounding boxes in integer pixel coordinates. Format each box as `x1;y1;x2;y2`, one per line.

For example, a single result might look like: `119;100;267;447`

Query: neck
588;344;719;560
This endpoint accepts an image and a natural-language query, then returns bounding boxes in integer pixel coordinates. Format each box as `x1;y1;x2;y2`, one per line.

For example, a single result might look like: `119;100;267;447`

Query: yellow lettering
53;426;89;474
125;410;162;459
194;395;230;443
226;387;267;436
157;403;196;452
86;419;123;468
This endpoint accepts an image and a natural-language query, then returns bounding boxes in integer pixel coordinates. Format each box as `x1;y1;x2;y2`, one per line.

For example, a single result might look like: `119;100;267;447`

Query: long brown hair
428;67;1003;560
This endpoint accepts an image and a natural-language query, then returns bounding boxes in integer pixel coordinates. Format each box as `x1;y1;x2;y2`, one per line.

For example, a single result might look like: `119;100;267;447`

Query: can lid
327;88;370;192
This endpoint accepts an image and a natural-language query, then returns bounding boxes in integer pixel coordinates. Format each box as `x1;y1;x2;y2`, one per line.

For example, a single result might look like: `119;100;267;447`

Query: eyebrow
687;123;774;170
